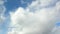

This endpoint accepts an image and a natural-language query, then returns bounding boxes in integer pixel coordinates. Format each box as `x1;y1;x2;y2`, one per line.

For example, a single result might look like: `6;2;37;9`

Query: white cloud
8;0;60;34
40;0;58;7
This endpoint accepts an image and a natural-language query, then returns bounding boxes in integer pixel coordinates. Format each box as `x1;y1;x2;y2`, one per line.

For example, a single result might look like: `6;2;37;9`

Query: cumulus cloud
8;0;60;34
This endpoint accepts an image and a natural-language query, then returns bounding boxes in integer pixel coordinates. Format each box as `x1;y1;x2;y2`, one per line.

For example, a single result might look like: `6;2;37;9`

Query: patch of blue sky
4;0;34;16
5;0;34;11
56;22;60;26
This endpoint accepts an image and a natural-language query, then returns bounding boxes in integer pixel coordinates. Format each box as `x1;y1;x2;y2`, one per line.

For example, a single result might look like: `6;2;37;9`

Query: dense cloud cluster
8;0;60;34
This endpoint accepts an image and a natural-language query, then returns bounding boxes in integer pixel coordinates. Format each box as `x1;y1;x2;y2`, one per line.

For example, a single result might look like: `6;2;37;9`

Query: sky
0;0;60;34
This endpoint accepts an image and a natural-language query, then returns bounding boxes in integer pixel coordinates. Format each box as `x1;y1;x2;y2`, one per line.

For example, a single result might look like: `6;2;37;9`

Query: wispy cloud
8;0;60;34
0;0;6;24
0;0;7;34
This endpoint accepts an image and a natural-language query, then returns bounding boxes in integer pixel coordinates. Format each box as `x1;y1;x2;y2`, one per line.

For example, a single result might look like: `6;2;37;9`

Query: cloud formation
8;0;60;34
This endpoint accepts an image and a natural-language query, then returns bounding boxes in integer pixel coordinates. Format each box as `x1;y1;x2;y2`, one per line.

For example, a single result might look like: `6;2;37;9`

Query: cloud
8;0;60;34
20;0;34;5
51;26;60;34
0;0;6;23
0;0;7;34
20;0;27;4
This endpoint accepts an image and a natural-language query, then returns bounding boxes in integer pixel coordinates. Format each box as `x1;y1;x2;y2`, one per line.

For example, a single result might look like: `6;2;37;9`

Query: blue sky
5;0;33;10
4;0;34;16
0;0;60;34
